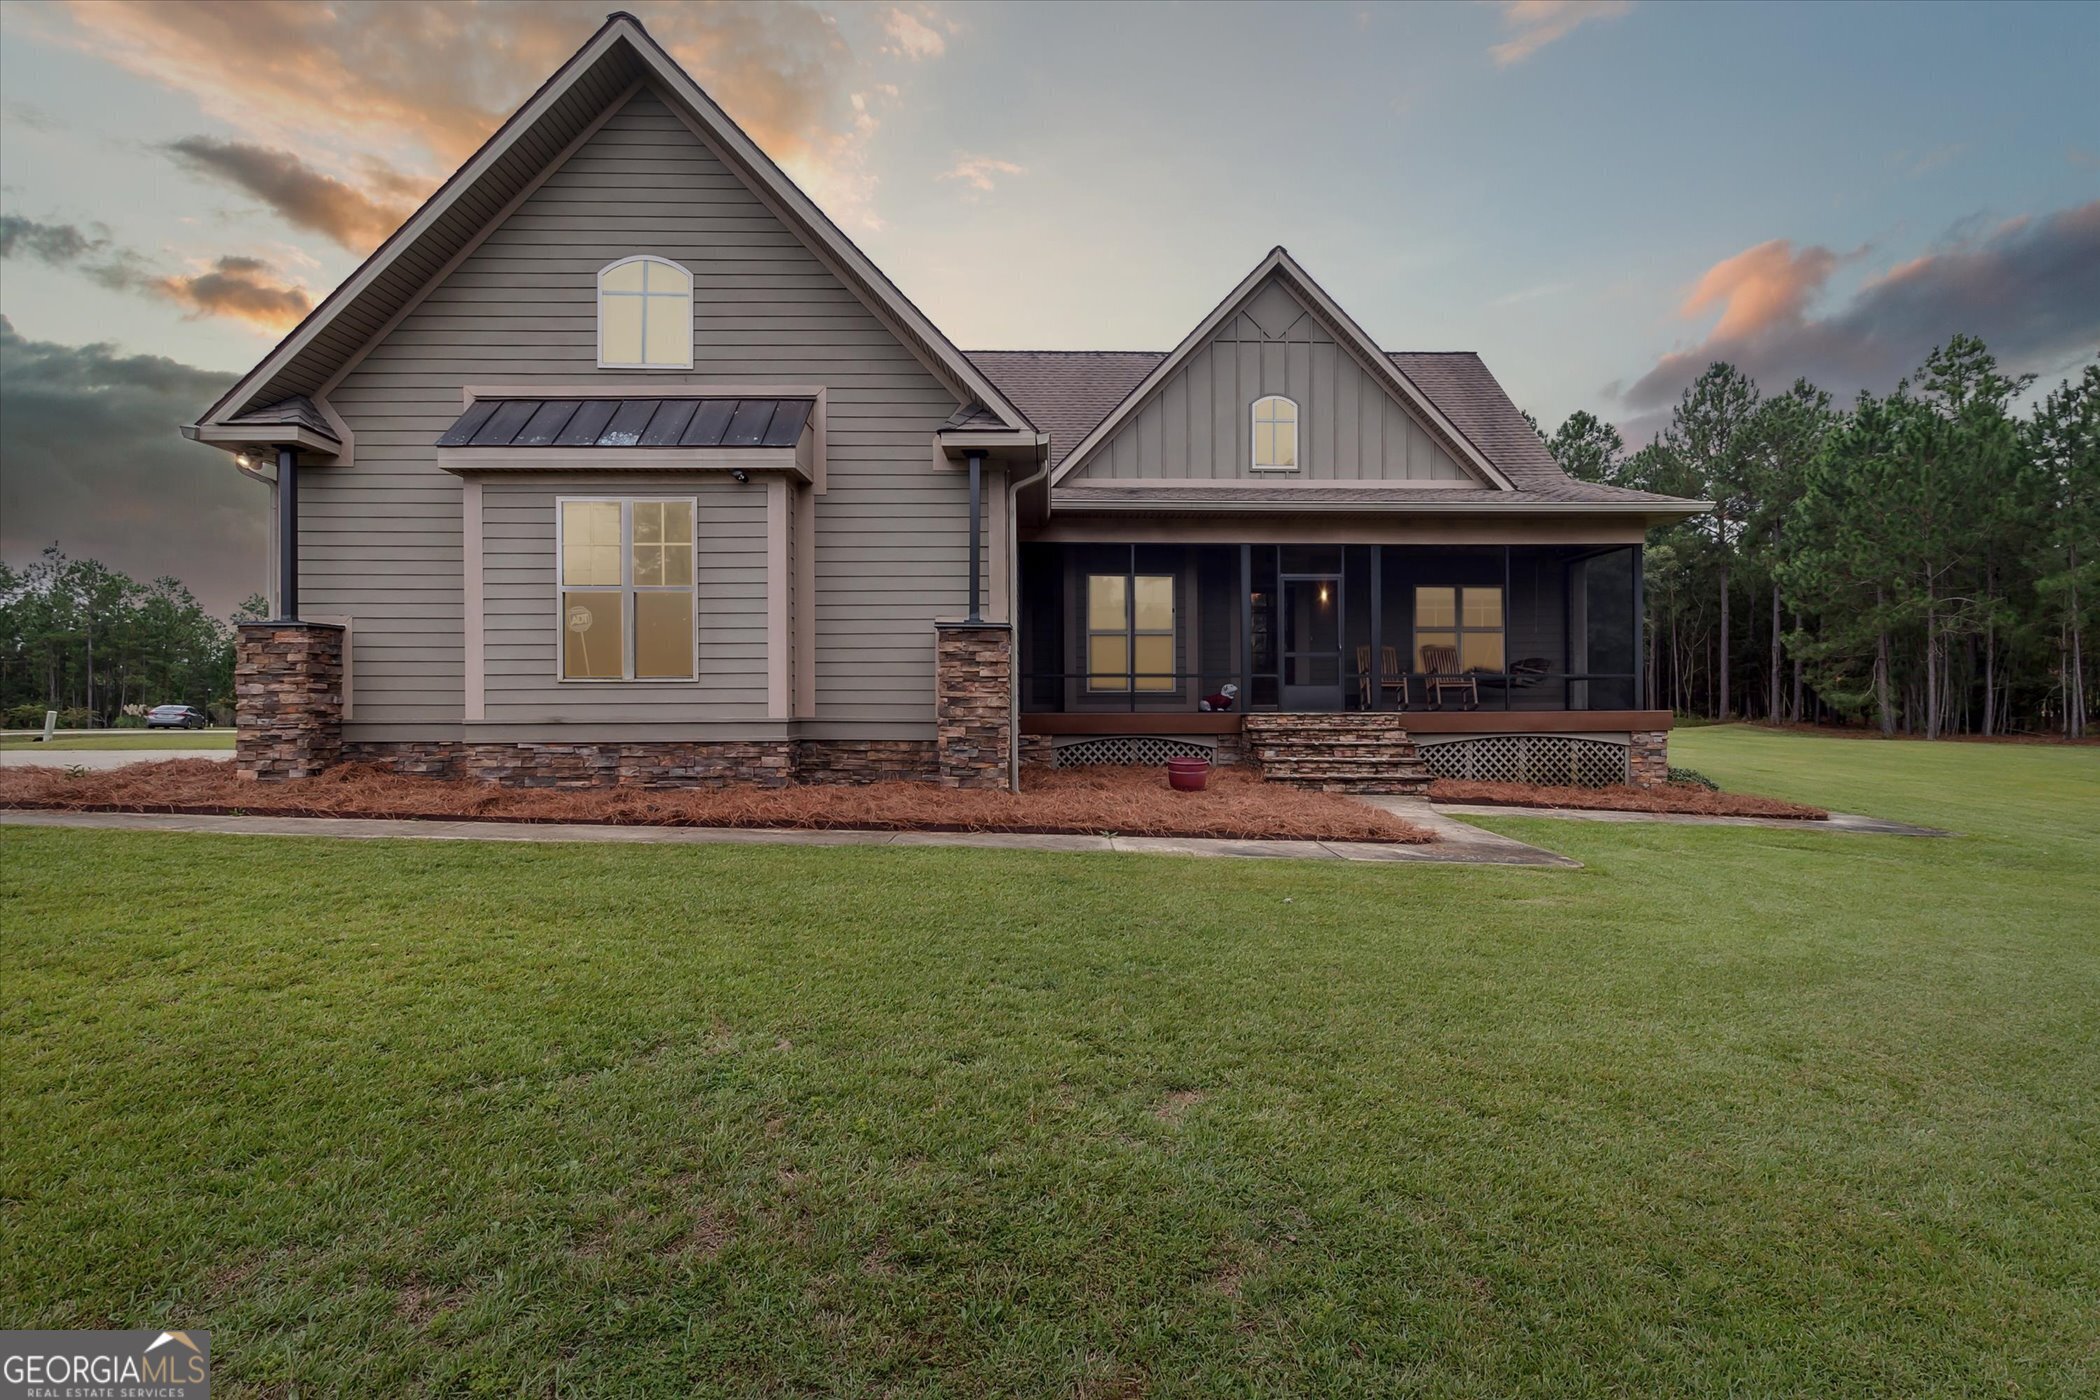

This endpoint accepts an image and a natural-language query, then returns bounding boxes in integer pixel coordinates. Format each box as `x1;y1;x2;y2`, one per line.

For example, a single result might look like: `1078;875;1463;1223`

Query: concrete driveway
0;747;233;770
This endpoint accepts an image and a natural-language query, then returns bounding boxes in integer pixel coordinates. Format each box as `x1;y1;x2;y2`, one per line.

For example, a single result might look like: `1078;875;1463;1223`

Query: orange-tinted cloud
1679;240;1841;342
48;0;911;232
1622;200;2100;414
0;214;311;331
940;154;1024;194
163;137;414;253
1491;0;1633;67
154;256;312;331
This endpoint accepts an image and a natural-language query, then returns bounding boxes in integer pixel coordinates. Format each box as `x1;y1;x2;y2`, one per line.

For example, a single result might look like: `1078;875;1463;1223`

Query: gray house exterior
191;13;1706;794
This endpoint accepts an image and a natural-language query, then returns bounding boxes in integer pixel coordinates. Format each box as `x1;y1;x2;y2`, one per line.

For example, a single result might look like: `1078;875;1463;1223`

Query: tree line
1537;337;2096;739
0;546;267;727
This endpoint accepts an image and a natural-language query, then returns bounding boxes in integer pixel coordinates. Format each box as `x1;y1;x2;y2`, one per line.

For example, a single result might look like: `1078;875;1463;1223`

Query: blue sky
2;0;2095;609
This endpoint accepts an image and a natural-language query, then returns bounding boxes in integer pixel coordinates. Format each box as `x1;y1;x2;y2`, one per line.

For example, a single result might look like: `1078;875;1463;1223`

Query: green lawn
0;730;235;751
2;729;2095;1396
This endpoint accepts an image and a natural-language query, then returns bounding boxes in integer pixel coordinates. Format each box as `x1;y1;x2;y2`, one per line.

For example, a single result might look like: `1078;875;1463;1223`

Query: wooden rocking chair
1420;643;1479;710
1355;644;1410;711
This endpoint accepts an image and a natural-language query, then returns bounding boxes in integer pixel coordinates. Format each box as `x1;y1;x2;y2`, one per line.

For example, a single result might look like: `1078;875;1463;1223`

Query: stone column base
935;621;1013;789
235;622;345;781
1629;730;1670;787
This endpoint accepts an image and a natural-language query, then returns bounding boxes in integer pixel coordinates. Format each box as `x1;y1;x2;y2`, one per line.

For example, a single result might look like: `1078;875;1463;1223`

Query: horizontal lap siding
479;480;765;722
320;86;965;734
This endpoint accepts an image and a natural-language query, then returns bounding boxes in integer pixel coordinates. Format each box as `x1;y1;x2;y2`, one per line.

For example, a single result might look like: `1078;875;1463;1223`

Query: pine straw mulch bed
1428;779;1827;821
0;759;1434;844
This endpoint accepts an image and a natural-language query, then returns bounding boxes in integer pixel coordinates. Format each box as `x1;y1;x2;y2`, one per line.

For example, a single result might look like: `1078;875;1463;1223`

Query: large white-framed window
597;256;693;369
1251;395;1299;471
1085;571;1176;692
557;497;697;681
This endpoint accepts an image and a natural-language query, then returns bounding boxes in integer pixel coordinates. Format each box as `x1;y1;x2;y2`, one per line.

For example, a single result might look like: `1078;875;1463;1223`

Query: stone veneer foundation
934;622;1013;789
1629;729;1670;787
235;621;345;781
341;738;939;788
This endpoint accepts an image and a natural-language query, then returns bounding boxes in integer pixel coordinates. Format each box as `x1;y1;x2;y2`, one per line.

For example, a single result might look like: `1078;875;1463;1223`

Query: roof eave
1051;494;1715;519
182;421;343;460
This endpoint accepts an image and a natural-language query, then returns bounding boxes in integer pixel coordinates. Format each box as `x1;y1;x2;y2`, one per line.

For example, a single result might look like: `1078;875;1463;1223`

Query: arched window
598;256;693;368
1251;395;1298;470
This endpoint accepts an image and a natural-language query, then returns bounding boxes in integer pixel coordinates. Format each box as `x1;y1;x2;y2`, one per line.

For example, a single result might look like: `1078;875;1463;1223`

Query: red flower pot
1166;756;1210;792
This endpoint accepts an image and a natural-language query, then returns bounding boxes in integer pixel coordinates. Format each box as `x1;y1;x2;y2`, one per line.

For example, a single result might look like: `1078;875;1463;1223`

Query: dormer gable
1052;249;1513;490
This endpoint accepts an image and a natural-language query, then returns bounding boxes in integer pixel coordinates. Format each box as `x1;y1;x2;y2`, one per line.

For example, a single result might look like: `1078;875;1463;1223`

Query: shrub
1668;766;1720;791
112;714;146;729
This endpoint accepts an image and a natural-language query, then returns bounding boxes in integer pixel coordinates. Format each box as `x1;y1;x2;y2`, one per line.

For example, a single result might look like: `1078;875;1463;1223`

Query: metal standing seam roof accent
436;398;813;449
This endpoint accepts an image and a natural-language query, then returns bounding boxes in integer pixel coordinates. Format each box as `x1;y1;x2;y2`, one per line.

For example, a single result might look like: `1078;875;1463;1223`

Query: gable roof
969;348;1704;512
1039;248;1515;491
193;12;1029;437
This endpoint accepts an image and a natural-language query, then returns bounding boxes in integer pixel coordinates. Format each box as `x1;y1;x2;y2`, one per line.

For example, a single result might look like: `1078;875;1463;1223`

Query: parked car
145;705;209;730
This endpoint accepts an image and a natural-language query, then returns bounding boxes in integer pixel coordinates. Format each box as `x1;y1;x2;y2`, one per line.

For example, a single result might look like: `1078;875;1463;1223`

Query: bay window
559;498;696;680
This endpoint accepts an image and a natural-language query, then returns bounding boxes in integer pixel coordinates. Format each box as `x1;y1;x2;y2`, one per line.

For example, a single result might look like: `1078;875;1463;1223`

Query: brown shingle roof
967;351;1161;469
966;348;1697;509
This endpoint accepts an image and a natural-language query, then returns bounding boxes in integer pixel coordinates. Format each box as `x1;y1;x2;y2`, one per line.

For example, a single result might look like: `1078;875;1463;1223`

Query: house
188;12;1708;794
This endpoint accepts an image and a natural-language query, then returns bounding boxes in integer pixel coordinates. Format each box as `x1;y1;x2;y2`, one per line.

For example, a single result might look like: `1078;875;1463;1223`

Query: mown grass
2;730;2095;1396
0;730;235;751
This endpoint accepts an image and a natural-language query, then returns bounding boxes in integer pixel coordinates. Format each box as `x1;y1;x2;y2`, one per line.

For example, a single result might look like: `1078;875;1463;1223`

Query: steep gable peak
194;11;1028;438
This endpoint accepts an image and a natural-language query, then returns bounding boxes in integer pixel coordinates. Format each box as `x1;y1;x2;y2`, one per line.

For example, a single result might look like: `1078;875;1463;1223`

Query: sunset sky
3;0;2096;613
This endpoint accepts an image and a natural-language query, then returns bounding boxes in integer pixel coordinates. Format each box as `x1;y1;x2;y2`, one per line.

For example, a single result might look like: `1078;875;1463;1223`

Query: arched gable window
1251;395;1299;471
598;256;693;369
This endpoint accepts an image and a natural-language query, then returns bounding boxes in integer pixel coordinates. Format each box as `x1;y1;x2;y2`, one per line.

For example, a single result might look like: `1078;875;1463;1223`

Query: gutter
1051;496;1716;518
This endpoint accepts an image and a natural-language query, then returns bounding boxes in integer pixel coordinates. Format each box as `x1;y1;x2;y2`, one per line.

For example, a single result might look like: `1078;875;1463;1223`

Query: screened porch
1016;542;1644;715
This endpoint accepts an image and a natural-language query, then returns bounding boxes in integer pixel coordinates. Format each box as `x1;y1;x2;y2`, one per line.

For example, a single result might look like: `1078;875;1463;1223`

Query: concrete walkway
0;805;1576;867
0;748;232;769
1426;800;1950;837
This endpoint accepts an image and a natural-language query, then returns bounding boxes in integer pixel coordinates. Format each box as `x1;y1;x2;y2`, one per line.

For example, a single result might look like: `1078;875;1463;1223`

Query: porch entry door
1280;574;1344;710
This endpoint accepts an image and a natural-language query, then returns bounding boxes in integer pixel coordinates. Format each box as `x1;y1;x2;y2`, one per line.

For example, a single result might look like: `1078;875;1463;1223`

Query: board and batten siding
1070;277;1480;486
315;85;972;740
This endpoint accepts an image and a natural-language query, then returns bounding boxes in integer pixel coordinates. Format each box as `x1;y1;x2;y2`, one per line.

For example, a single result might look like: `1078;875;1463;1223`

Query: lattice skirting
1418;735;1629;787
1052;735;1218;768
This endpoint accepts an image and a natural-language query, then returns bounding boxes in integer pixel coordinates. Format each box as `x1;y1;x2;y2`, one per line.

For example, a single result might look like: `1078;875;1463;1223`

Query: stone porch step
1243;713;1431;793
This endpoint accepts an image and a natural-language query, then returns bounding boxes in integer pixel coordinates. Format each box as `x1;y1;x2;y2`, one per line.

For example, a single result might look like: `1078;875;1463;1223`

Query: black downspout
277;445;300;621
965;450;984;624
